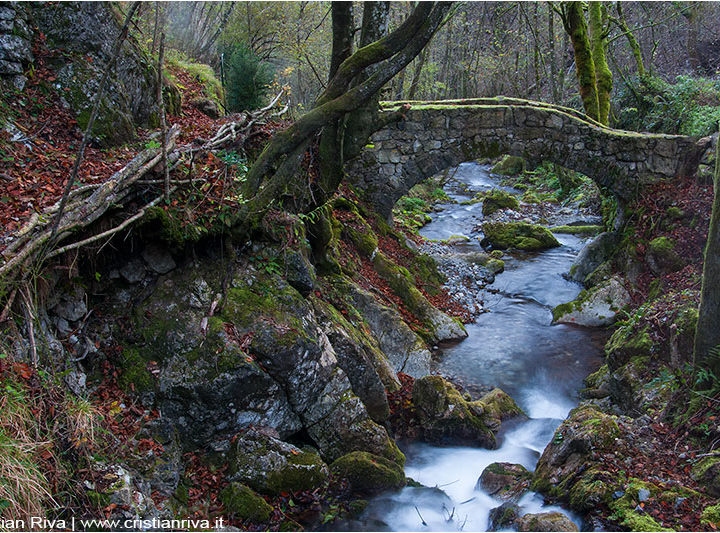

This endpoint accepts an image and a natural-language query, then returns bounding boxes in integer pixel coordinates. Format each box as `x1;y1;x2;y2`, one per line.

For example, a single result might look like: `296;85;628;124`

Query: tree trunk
694;130;720;385
616;2;646;78
548;3;559;103
407;47;427;100
588;1;611;125
563;1;600;121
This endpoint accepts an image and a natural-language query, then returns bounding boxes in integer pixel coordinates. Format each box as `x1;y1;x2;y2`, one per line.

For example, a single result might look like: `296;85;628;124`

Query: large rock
481;222;560;251
412;376;523;447
482;189;520;216
487;502;521;531
569;232;618;285
477;462;531;501
552;276;631;327
30;3;164;145
219;483;273;523
227;429;329;495
313;298;392;422
515;512;579;532
331;451;405;495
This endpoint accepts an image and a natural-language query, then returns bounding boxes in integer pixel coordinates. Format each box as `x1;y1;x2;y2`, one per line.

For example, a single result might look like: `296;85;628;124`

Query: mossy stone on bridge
349;98;708;219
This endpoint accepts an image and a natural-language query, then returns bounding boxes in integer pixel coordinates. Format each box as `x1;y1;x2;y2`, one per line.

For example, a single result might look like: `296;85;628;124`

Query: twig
50;2;141;240
414;506;427;527
0;288;17;323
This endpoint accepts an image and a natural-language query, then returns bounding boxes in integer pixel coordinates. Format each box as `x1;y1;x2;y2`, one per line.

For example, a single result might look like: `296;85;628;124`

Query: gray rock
516;512;579;532
52;294;87;322
569;232;618;284
227;428;329;495
553;276;631;327
120;258;146;283
190;97;219;119
345;281;431;377
142;244;176;274
0;34;32;63
64;370;87;395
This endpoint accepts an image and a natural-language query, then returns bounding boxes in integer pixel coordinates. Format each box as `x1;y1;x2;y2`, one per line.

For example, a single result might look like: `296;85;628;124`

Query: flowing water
360;163;607;532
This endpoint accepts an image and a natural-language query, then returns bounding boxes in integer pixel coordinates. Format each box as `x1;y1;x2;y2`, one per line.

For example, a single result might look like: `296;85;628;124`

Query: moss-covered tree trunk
615;2;646;78
562;1;600;122
588;2;612;125
694;130;720;384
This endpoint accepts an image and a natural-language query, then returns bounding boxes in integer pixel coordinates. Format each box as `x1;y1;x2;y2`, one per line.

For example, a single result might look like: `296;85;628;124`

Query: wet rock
552;276;631;327
227;429;329;495
481;222;560;251
532;405;621;509
412;376;499;448
477;462;531;501
220;483;272;522
515;512;579;532
569;232;618;285
482;189;520;216
331;451;405;495
141;244;176;274
487;502;521;531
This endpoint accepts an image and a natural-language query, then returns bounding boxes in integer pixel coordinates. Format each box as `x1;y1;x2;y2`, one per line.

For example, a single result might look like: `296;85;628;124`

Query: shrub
221;43;274;112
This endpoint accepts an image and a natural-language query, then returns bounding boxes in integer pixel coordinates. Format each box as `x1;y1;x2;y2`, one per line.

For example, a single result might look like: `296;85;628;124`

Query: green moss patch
331;451;405;494
481;222;560;251
220;483;272;522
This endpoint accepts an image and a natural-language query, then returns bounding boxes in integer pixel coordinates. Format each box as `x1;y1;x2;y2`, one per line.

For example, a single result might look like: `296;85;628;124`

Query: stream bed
359;163;608;531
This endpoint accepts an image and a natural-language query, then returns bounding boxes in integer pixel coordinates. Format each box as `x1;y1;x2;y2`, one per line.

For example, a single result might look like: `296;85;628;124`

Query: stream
358;163;608;531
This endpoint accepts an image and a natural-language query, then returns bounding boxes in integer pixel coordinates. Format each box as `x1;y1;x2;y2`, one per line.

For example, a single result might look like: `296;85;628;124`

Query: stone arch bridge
348;98;710;218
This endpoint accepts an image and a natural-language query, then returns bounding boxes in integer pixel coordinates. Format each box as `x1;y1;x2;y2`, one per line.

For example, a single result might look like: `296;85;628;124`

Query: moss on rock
330;451;405;494
220;483;272;522
481;222;560;251
482;189;520;216
550;225;602;235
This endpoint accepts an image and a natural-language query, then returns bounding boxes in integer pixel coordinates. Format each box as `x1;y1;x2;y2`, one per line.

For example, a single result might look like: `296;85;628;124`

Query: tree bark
588;2;612;125
694;130;720;384
407;47;428;100
615;2;646;77
562;1;600;121
329;2;353;79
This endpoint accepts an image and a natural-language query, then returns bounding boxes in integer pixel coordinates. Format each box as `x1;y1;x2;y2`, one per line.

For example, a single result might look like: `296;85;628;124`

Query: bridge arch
348;98;709;218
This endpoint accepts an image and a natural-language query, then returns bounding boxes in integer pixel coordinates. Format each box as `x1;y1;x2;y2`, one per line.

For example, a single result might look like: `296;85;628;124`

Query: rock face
412;376;524;447
29;2;167;145
227;429;329;495
348;100;707;218
0;2;33;90
552;276;631;327
118;256;402;463
481;222;560;251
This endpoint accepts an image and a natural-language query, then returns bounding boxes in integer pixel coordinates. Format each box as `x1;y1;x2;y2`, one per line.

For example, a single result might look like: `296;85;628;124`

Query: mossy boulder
482;189;520;216
692;457;720;497
491;155;526;176
552;276;631;327
477;462;531;502
646;236;685;275
486;258;505;274
480;388;526;423
605;323;653;371
412;376;506;448
515;512;579;532
220;483;273;523
331;451;405;495
568;232;619;285
481;222;560;251
487;502;521;531
227;429;329;495
532;405;620;499
701;503;720;528
607;479;673;531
